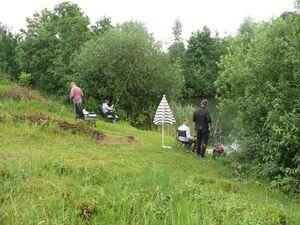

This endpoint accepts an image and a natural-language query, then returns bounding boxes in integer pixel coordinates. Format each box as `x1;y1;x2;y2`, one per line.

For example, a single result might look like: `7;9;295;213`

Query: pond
178;97;236;147
148;96;238;150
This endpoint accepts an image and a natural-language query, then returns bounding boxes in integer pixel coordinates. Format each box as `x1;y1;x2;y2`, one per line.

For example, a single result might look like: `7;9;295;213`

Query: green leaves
0;23;19;79
216;13;300;193
72;22;184;124
183;26;227;97
17;2;91;94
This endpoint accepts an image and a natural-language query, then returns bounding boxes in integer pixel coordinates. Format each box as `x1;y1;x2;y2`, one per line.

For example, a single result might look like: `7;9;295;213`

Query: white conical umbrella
153;94;176;148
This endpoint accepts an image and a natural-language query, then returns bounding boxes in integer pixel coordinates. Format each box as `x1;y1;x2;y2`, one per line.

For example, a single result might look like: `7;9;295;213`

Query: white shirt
102;103;114;114
177;124;191;142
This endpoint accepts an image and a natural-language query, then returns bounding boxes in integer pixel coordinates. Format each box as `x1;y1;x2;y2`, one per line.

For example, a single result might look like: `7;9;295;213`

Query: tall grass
0;81;299;224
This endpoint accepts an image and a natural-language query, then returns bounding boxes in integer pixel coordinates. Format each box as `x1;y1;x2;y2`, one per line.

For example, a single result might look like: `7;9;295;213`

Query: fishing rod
114;75;131;108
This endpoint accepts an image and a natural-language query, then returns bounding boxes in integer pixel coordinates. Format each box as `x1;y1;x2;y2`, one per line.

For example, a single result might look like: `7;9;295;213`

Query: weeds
0;84;41;101
58;120;105;140
12;111;51;127
0;115;5;123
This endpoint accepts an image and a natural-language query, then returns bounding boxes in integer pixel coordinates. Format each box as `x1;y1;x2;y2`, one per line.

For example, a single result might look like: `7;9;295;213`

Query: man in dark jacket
193;99;212;158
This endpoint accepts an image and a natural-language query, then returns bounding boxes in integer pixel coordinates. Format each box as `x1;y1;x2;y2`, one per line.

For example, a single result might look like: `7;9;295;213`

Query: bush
18;72;32;87
72;22;184;126
216;12;300;193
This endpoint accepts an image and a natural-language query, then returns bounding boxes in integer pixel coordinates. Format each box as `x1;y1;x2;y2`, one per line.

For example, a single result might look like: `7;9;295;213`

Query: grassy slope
0;80;299;225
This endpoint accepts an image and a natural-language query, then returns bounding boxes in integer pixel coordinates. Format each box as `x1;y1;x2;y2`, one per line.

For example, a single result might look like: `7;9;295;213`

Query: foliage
0;23;19;79
237;16;258;49
91;16;114;36
183;26;227;98
172;18;183;42
168;18;185;86
168;42;185;65
72;21;184;125
18;72;32;87
295;0;300;10
216;12;300;193
17;2;91;94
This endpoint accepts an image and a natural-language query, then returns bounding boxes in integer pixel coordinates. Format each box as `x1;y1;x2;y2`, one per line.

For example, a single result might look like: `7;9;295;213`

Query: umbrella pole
162;123;164;147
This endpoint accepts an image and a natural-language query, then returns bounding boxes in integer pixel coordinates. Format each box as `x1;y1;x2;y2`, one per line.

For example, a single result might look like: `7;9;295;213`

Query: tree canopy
215;12;300;193
0;23;19;79
17;2;91;93
73;21;184;125
183;26;226;97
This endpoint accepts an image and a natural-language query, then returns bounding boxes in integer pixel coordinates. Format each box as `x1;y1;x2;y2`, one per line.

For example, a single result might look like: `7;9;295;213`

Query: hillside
0;80;299;225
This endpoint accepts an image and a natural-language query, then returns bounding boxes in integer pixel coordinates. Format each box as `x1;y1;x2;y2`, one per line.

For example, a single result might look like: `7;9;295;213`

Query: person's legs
74;102;84;119
200;130;209;158
105;111;113;119
196;128;203;156
73;103;77;119
190;139;196;153
186;141;192;151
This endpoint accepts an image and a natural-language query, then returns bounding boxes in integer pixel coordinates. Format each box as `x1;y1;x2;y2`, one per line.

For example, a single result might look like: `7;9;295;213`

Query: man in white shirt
101;99;119;122
102;99;115;115
177;118;195;151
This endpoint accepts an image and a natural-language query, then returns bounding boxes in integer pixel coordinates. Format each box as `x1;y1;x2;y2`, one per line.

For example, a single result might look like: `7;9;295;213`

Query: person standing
193;99;212;158
70;81;84;119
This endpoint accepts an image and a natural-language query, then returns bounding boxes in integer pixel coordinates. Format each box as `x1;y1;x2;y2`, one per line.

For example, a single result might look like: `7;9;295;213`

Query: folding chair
176;129;190;150
74;104;97;127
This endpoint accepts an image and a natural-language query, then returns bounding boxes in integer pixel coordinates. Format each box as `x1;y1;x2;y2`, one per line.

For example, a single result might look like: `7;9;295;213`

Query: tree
295;0;300;10
168;41;185;65
172;18;183;42
91;16;114;35
72;22;184;125
237;17;258;49
0;23;19;79
216;13;300;193
168;18;185;65
183;26;226;97
17;2;91;93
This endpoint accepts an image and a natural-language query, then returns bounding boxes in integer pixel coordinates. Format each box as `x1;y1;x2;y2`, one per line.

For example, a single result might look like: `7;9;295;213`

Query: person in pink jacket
70;81;84;119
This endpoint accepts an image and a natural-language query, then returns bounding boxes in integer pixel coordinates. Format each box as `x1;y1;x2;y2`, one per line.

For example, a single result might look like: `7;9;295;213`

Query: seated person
212;144;227;159
177;118;195;151
101;100;118;122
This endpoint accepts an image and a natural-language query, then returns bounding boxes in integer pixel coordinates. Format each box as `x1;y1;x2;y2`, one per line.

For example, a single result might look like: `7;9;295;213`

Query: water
179;97;235;147
147;97;238;150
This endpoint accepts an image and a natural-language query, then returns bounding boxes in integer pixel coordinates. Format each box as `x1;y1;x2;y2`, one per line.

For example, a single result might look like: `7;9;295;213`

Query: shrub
18;72;32;87
216;13;300;193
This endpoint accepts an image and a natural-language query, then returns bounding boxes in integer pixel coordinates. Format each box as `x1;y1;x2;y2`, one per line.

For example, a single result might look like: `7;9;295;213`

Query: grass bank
0;80;299;224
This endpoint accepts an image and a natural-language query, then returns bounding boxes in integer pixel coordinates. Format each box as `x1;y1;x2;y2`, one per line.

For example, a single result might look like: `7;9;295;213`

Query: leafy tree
168;18;185;65
0;23;19;79
237;17;258;49
295;0;300;10
91;16;114;35
72;21;184;125
183;26;226;97
172;18;183;42
216;12;300;193
17;2;91;93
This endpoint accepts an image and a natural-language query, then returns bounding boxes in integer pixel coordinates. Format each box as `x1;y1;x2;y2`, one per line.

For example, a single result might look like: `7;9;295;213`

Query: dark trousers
196;128;209;157
179;139;195;151
74;102;84;119
104;111;116;120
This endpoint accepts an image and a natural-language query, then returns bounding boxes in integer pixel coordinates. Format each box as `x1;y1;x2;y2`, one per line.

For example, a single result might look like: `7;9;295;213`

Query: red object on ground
216;144;225;153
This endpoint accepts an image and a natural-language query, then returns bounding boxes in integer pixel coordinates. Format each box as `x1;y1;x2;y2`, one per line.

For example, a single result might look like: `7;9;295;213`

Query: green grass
0;80;299;224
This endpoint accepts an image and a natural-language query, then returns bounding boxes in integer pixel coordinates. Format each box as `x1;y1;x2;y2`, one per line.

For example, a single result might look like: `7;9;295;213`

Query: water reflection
179;97;237;150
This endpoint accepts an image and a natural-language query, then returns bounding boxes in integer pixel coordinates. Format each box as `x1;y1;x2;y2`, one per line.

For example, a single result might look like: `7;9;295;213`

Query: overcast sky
0;0;295;47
